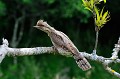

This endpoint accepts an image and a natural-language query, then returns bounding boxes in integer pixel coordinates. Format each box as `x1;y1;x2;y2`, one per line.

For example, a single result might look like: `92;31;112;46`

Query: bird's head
34;20;54;34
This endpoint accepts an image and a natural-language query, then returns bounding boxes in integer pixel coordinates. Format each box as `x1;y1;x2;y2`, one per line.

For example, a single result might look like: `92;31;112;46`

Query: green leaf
90;0;94;8
85;7;93;12
95;8;110;30
100;7;104;18
103;0;106;3
82;0;86;5
94;6;100;21
82;0;89;7
102;11;109;21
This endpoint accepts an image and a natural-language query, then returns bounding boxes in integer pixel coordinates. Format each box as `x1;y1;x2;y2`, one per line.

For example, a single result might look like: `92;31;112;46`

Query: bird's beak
33;26;39;28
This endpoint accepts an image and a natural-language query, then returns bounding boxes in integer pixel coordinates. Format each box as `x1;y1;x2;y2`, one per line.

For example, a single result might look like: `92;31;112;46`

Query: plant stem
92;5;99;53
93;8;99;52
94;29;99;50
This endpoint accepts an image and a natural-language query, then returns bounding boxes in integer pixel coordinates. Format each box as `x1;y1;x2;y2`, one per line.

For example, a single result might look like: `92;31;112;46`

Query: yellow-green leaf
90;0;94;8
94;6;100;21
85;7;93;12
82;0;86;5
102;11;109;21
103;0;106;3
100;7;104;18
82;0;89;7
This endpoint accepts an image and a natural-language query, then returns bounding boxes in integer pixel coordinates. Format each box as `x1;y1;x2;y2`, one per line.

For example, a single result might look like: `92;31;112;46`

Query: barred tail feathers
73;54;91;71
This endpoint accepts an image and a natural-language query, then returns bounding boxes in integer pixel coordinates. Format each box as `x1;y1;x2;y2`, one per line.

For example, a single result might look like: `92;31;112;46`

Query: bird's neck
46;27;56;36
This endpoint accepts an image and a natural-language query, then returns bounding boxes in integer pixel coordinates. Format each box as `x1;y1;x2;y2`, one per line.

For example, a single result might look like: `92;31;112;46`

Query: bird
34;20;91;71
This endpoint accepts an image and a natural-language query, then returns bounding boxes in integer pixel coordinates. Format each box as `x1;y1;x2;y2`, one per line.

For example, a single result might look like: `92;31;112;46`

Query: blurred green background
0;0;120;79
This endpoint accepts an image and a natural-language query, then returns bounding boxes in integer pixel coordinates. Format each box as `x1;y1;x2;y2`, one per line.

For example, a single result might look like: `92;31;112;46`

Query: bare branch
104;66;120;78
10;16;25;64
17;24;24;45
11;16;24;47
111;37;120;59
7;47;55;56
0;37;120;78
0;38;9;63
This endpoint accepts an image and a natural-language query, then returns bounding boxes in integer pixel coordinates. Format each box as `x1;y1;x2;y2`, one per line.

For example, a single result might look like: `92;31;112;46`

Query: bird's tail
73;54;91;71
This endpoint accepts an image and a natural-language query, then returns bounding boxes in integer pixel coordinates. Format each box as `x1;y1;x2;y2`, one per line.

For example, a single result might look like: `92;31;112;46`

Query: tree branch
0;37;120;78
7;47;55;56
0;21;120;78
10;16;24;47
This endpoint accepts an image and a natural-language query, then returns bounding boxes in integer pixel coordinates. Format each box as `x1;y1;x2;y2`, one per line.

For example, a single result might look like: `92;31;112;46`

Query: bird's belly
57;48;73;57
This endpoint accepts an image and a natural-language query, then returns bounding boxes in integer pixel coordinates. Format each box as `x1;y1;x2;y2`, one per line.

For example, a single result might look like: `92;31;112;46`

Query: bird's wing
50;30;79;55
58;31;80;55
50;31;69;51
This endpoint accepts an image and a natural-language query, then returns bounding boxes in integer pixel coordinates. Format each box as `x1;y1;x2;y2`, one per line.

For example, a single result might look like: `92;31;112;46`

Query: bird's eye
45;29;49;32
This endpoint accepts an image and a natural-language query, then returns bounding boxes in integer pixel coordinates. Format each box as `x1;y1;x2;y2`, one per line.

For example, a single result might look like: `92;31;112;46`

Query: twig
93;9;99;55
11;16;24;47
94;29;99;51
104;66;120;78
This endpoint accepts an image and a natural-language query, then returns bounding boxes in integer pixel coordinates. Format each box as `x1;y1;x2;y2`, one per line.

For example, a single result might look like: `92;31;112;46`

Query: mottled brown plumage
34;20;91;71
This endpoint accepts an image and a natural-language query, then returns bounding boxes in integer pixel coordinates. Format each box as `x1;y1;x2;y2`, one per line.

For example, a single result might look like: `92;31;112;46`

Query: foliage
0;1;6;16
82;0;110;30
0;0;91;23
94;7;110;29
